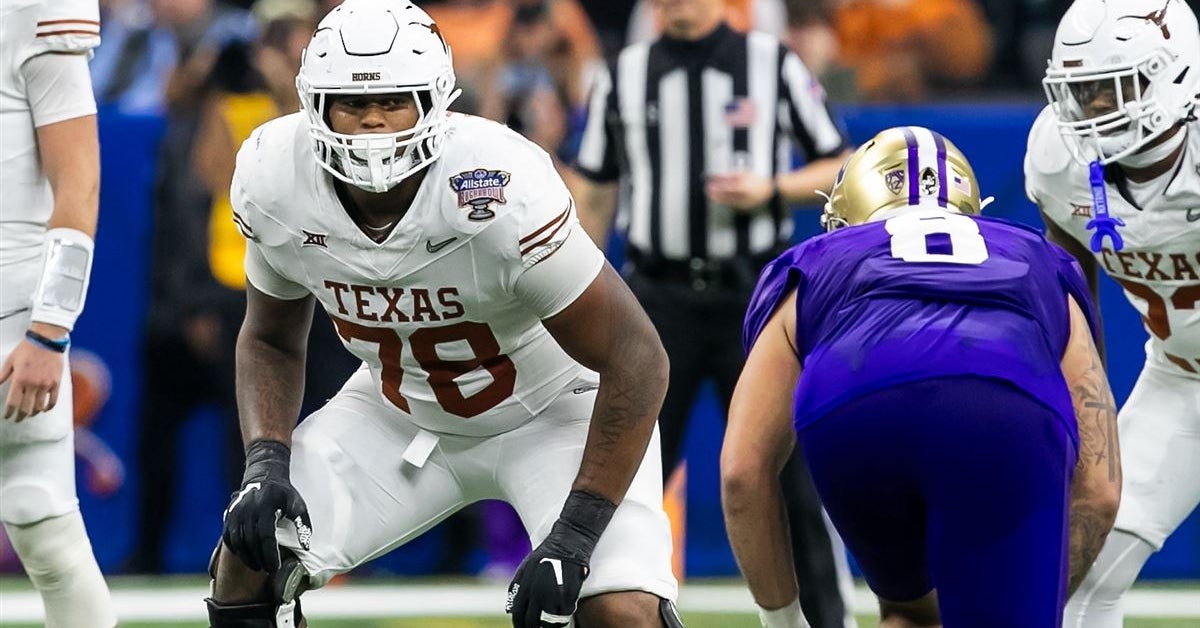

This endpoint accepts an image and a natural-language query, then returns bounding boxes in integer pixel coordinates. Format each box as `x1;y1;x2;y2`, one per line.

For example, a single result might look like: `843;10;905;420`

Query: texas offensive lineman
0;0;115;626
1025;0;1200;625
206;2;681;627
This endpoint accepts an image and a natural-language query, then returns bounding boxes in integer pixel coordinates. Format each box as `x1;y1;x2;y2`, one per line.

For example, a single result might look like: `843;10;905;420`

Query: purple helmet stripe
933;132;948;208
901;127;919;205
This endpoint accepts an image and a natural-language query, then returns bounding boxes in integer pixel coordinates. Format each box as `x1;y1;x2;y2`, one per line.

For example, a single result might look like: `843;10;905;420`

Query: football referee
570;0;854;626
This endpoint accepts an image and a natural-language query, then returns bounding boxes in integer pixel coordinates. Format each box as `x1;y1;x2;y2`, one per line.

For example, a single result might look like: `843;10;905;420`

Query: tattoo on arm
572;319;664;497
1068;501;1113;595
1070;338;1119;481
1065;325;1121;596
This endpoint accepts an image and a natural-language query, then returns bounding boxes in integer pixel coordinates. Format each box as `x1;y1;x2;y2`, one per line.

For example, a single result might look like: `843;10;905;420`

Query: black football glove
506;490;617;628
222;440;312;574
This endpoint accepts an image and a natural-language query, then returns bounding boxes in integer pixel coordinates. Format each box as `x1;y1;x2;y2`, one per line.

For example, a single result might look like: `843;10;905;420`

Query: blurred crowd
75;0;1199;576
95;0;1200;123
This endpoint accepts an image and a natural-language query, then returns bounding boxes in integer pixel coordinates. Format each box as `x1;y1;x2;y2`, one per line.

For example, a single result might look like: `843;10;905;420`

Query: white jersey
0;0;99;315
233;113;605;437
1026;106;1200;378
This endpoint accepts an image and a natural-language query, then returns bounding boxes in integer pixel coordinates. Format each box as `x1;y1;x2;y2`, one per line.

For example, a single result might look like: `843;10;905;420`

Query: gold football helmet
821;126;982;231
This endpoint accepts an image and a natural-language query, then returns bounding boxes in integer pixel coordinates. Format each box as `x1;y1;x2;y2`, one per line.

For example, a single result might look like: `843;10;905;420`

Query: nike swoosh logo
224;482;262;520
539;557;564;586
1187;208;1200;223
426;237;458;253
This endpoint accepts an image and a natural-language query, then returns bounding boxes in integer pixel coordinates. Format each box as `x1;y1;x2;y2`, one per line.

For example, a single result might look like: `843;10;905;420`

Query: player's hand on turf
222;439;312;574
506;490;617;628
506;534;590;627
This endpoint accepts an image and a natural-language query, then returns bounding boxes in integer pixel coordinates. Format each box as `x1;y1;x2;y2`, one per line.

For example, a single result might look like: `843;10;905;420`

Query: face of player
327;93;420;136
1066;74;1144;131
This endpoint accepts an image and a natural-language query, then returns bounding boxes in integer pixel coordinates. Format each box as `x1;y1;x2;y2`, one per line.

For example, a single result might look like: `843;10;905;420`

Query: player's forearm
1067;494;1118;595
571;329;668;504
722;468;799;609
234;333;307;448
776;150;852;205
1063;299;1121;595
38;114;100;237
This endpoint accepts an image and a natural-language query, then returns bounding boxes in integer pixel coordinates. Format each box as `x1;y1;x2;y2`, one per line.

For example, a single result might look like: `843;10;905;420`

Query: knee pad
273;549;310;605
659;598;686;628
0;474;73;525
205;598;302;628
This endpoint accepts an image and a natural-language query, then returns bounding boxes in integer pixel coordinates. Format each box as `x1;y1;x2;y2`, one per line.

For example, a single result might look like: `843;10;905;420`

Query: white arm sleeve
513;223;605;319
21;52;96;128
244;241;310;301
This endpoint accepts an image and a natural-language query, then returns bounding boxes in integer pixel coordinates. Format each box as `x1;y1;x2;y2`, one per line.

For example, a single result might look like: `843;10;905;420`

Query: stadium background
66;103;1200;579
7;0;1198;607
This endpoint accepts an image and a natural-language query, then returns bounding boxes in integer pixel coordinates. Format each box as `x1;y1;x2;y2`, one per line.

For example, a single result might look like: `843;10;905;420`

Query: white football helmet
297;0;460;192
1043;0;1199;165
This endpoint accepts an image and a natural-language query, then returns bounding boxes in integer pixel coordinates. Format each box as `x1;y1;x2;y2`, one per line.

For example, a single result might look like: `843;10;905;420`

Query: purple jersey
743;211;1098;433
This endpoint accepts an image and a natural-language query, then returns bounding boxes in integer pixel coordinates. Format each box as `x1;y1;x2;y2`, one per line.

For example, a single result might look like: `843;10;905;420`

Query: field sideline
1;577;1197;626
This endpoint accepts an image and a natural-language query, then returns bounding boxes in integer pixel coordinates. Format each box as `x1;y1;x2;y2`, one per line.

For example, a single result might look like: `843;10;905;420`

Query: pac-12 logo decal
449;169;511;221
884;169;905;195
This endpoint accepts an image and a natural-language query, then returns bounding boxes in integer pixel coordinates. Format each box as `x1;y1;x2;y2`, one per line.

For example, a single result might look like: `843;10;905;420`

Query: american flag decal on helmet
952;173;971;196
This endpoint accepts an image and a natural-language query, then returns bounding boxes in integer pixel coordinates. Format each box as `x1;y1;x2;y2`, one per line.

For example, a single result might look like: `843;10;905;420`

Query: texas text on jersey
1027;109;1200;377
232;111;605;437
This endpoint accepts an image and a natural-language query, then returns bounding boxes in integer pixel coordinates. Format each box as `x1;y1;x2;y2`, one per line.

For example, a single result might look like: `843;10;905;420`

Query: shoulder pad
233;114;306;209
1025;106;1074;179
230;114;308;245
439;114;557;225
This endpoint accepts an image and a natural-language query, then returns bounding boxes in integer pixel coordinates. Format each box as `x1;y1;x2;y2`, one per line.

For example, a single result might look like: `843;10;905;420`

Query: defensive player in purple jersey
720;127;1122;628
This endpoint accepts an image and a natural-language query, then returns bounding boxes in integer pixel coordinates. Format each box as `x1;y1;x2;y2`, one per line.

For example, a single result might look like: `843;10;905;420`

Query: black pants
629;270;849;628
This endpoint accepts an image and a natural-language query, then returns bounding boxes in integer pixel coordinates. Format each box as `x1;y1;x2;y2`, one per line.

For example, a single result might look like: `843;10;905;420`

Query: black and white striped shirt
575;23;848;262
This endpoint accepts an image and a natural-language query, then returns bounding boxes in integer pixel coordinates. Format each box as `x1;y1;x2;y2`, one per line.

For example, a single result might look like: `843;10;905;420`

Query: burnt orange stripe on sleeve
37;19;101;26
519;201;573;246
520;208;573;257
36;29;101;37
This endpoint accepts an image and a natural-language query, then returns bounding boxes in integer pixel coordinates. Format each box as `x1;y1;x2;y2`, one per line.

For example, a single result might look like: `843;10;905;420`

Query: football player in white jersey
0;0;116;626
206;2;681;627
1024;1;1200;625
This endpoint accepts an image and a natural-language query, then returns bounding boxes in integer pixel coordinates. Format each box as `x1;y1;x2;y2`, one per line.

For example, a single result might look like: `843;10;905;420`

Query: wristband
558;490;617;542
24;329;70;353
758;598;807;628
31;228;95;332
245;439;292;465
544;490;617;563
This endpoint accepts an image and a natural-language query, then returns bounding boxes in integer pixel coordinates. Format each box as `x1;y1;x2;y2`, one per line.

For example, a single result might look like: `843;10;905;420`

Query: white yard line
0;582;1197;622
